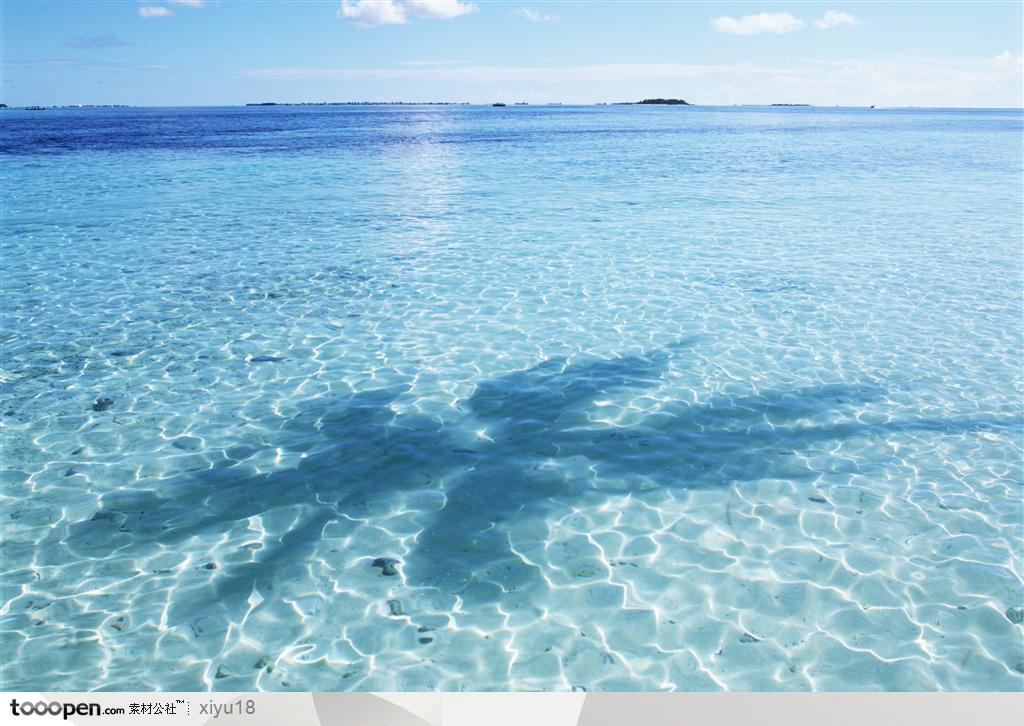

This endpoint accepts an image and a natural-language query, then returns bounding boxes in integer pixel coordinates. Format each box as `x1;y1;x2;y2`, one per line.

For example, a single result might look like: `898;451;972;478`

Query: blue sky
2;1;1022;106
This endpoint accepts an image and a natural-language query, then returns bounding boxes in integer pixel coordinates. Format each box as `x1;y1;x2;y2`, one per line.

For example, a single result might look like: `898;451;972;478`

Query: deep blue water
1;105;1022;691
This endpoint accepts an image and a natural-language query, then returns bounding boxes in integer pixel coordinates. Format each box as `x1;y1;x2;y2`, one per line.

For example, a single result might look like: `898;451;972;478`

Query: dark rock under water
372;557;400;576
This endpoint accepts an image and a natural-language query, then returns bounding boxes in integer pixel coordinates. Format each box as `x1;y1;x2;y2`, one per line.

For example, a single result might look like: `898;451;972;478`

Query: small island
244;101;468;107
637;98;690;105
8;104;130;110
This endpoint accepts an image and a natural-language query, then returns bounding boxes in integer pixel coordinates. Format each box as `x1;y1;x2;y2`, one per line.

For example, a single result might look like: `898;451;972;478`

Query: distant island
770;103;811;107
637;98;690;105
8;104;130;110
245;101;468;107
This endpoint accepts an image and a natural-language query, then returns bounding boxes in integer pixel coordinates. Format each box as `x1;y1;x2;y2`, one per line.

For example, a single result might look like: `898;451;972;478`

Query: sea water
1;105;1022;691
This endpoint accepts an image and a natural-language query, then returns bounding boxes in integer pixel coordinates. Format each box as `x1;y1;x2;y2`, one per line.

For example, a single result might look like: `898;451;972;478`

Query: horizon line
4;102;1024;111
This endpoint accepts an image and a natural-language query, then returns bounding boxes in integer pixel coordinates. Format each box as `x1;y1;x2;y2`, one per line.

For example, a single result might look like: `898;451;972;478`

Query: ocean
1;104;1022;691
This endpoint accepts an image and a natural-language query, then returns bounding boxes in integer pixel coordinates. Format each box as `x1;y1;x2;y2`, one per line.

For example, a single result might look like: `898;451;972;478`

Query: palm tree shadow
63;340;1022;618
63;385;436;623
409;355;1021;592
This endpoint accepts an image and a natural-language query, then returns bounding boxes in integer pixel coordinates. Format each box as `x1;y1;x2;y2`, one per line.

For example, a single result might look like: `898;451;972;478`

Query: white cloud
138;6;174;18
775;54;1024;107
992;50;1024;71
406;0;477;19
242;62;779;83
338;0;478;27
514;8;558;22
66;35;131;49
241;54;1023;107
5;58;171;71
712;11;805;35
815;11;858;29
138;1;206;18
338;0;406;25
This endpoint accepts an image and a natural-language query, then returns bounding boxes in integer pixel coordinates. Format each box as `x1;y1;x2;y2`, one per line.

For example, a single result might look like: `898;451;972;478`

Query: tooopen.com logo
10;699;125;719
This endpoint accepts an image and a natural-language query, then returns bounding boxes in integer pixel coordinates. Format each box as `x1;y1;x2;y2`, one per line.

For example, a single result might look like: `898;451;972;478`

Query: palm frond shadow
66;340;1020;614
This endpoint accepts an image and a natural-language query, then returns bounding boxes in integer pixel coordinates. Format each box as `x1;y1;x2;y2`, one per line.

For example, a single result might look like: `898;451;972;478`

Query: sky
1;1;1022;107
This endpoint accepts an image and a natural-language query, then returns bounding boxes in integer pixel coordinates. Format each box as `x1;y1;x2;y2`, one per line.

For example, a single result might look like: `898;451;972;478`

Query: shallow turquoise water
1;105;1022;691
